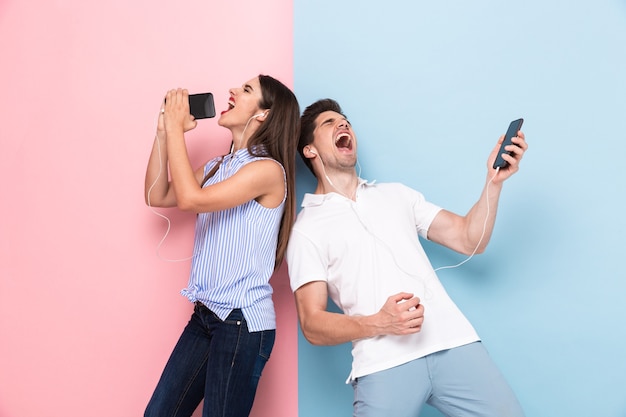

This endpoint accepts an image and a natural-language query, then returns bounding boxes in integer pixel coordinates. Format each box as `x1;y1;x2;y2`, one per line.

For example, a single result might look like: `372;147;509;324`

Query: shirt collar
301;178;375;208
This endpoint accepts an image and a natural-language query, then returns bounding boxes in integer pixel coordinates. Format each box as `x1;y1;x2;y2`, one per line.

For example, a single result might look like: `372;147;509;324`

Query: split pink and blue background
1;1;626;416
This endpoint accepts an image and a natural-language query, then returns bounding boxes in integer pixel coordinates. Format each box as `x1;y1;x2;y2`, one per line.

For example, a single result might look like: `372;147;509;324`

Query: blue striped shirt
181;147;285;332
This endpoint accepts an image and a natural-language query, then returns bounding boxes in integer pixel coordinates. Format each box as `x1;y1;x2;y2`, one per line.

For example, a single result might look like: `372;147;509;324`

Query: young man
286;99;527;417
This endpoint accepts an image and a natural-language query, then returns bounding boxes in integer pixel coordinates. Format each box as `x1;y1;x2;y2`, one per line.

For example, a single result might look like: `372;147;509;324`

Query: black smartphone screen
493;118;524;169
188;93;216;119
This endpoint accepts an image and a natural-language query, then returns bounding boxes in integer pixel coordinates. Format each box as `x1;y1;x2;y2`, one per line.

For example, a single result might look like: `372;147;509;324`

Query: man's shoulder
370;181;409;190
365;181;419;197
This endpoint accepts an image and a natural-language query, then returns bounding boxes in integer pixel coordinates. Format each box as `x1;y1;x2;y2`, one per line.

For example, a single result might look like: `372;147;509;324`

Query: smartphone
493;118;524;169
189;93;215;119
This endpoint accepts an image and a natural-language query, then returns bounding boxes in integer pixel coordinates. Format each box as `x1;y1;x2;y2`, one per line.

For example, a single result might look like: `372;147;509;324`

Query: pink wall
0;1;298;416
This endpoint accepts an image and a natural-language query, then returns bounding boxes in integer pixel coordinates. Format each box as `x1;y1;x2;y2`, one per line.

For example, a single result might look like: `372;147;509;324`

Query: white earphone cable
146;132;194;262
434;167;500;272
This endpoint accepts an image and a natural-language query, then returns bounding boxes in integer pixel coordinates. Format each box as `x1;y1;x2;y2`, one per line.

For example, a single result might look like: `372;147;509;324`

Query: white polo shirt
286;180;479;381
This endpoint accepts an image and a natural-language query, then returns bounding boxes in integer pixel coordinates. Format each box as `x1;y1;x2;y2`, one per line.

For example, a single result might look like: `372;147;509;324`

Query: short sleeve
285;228;328;293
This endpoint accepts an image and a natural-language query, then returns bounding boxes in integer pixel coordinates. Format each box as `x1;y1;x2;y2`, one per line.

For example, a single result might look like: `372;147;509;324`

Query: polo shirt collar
301;178;375;208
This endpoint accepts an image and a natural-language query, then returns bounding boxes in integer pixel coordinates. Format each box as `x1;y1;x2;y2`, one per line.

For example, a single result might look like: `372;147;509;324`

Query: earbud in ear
306;147;317;156
252;111;269;118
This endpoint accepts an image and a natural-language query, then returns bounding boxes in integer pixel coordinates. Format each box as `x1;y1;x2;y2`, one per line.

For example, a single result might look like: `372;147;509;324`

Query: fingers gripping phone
165;92;216;119
188;93;216;119
493;118;524;169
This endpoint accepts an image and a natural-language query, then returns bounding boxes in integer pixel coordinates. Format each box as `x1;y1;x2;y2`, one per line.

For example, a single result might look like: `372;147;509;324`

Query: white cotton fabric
286;180;479;381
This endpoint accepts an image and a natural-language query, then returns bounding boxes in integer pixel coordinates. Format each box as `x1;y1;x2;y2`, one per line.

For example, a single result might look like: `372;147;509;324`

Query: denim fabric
144;304;275;417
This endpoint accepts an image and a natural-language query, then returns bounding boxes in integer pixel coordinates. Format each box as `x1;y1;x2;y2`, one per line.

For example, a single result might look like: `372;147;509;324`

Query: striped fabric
181;147;286;332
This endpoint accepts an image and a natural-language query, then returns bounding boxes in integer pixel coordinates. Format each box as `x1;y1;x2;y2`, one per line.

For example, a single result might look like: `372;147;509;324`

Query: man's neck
316;170;359;200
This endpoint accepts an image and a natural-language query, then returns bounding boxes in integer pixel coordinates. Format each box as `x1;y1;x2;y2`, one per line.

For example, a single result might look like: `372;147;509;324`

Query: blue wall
294;1;626;416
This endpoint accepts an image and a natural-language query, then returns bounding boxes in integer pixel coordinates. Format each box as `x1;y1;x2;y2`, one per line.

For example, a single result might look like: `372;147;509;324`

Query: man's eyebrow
329;116;352;124
321;115;348;124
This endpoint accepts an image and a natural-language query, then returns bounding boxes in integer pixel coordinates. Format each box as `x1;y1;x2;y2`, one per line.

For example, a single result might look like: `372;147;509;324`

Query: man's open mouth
335;133;352;150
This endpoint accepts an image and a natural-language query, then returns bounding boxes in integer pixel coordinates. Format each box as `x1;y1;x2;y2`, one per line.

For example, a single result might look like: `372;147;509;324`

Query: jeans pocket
258;329;276;360
251;329;275;381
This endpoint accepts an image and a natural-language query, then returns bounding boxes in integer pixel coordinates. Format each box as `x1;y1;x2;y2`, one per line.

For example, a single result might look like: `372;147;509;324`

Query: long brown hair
251;75;300;270
203;75;300;270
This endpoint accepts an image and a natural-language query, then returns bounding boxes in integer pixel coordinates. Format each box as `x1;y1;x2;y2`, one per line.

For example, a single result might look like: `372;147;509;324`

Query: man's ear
304;146;318;158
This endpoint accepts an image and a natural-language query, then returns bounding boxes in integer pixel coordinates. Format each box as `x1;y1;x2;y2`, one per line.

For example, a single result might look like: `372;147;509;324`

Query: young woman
143;75;300;417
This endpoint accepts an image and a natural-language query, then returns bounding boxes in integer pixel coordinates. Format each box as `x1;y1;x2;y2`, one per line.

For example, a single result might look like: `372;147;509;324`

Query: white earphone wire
146;134;195;262
434;167;500;272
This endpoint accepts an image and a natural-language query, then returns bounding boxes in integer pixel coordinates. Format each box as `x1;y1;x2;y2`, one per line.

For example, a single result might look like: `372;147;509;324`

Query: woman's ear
256;109;270;121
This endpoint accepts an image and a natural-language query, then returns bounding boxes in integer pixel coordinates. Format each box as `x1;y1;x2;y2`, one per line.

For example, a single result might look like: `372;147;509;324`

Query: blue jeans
144;304;275;417
352;342;525;417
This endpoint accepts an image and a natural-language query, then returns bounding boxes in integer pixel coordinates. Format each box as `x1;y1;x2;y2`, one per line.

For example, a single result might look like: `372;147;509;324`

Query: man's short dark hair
298;99;345;175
